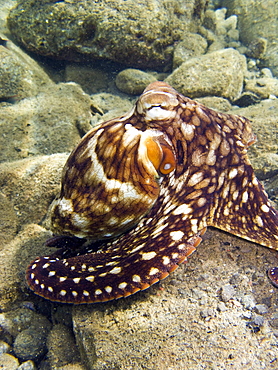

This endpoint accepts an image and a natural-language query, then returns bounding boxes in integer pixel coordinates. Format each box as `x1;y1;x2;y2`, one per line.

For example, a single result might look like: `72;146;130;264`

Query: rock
165;48;247;101
222;0;278;77
0;341;10;355
251;153;278;180
195;96;232;111
172;33;207;69
228;99;278;163
0;193;18;246
13;325;49;361
254;304;268;315
90;93;133;125
0;223;53;310
233;92;261;107
220;284;236;302
115;69;157;95
0;153;71;308
7;0;208;70
0;83;92;162
241;295;256;310
47;324;81;368
18;360;36;370
0;33;53;101
71;229;278;369
0;308;52;362
65;64;110;95
0;154;68;227
0;307;51;338
0;353;19;370
245;77;278;99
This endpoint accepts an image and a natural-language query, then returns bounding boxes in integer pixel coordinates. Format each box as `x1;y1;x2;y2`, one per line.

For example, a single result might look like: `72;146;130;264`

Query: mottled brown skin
26;82;278;304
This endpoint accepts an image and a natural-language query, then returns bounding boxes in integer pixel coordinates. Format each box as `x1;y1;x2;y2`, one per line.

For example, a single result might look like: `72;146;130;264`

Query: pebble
252;314;265;327
18;360;36;370
241;294;256;310
13;325;49;361
254;304;268;315
0;353;19;370
217;302;227;312
0;307;52;337
115;69;157;95
0;340;11;355
220;284;236;302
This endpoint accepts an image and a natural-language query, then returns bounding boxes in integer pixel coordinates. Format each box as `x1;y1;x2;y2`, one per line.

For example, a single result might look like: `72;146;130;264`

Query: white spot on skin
72;291;78;297
141;251;157;260
105;286;113;293
197;197;207;207
48;286;53;292
118;282;128;290
172;253;179;259
173;204;193;216
252;177;259;186
83;290;90;296
261;204;269;213
35;279;39;285
255;215;264;227
40;284;45;289
242;190;249;203
129;243;145;254
59;277;67;282
70;266;76;271
187;172;204;187
162;256;170;265
95;289;102;295
109;266;122;274
42;263;50;269
58;197;74;214
181;122;195;141
190;219;199;234
223;207;229;216
228;168;238;179
178;244;186;250
232;191;239;201
59;290;67;296
132;275;141;283
31;264;37;270
82;264;87;271
73;278;81;284
85;276;95;282
30;273;35;279
170;230;184;241
71;213;91;229
149;267;160;275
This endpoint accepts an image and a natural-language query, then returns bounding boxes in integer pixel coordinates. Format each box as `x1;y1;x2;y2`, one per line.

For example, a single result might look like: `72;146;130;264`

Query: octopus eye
146;136;176;176
159;143;176;175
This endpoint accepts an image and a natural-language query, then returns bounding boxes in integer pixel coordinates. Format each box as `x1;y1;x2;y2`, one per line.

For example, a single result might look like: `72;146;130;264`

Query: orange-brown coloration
26;82;278;304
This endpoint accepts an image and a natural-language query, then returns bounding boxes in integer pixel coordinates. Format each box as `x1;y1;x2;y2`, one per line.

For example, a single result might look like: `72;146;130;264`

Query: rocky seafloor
0;0;278;369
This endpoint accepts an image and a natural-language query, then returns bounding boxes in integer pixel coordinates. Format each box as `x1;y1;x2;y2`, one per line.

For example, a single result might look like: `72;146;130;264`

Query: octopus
26;81;278;304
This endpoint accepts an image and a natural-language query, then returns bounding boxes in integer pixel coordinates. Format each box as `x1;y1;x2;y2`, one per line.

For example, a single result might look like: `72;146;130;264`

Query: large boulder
7;0;208;70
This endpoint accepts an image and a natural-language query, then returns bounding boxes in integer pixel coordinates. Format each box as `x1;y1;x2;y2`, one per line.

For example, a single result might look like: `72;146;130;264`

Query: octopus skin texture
26;81;278;304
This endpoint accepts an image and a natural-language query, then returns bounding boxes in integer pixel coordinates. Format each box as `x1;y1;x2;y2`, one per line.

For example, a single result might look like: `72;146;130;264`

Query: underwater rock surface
7;0;208;70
